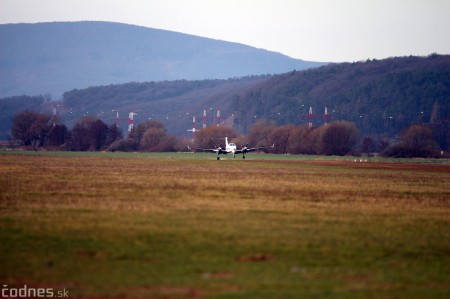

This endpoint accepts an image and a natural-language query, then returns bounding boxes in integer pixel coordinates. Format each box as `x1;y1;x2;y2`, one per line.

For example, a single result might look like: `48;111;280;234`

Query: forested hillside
0;21;322;98
1;55;449;146
231;54;450;136
59;54;450;142
61;76;268;136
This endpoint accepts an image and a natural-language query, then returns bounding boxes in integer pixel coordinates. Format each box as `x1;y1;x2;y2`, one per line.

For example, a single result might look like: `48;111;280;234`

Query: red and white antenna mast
216;110;221;126
187;116;199;141
308;104;313;128
202;109;207;128
113;110;120;128
128;112;137;135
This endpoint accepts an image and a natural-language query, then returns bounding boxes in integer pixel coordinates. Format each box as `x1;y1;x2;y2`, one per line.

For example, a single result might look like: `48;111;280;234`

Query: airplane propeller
216;145;224;153
241;144;249;154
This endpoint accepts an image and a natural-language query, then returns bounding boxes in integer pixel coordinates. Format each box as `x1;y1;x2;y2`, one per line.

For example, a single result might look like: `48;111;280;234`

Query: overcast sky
1;0;449;62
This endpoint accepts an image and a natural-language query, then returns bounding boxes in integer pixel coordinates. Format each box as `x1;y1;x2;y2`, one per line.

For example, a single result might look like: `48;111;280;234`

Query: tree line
10;110;444;158
191;120;442;158
9;110;183;152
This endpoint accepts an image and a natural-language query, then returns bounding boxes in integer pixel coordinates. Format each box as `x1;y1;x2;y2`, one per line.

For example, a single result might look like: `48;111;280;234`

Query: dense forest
1;55;449;151
231;54;450;137
61;54;450;144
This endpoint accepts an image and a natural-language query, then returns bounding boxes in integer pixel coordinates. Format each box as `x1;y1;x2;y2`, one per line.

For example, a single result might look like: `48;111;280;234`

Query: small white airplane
188;137;274;160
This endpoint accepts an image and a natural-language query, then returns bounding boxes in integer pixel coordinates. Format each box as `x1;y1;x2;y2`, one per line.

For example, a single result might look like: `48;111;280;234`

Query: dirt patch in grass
235;253;274;262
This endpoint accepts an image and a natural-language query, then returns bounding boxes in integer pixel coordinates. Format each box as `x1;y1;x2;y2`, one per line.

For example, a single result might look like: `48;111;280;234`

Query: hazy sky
1;0;449;62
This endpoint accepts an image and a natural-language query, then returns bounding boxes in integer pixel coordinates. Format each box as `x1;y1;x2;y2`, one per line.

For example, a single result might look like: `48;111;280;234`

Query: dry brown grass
0;153;449;298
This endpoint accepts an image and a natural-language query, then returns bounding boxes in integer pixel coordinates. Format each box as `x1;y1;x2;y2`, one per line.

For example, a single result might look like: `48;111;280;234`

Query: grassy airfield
0;152;449;298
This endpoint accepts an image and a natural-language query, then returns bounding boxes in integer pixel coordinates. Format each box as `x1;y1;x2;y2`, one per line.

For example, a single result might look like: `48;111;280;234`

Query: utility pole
128;112;137;135
202;109;207;128
308;104;313;128
324;106;329;125
216;110;221;126
187;116;199;141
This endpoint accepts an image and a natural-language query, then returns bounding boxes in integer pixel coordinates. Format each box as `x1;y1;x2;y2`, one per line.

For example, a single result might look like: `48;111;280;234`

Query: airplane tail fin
225;137;229;148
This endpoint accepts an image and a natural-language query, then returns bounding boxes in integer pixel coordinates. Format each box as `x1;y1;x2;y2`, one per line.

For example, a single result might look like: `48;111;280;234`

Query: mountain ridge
0;21;323;98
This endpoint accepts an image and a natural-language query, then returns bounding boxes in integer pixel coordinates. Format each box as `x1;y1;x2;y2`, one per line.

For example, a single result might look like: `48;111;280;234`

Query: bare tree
11;110;52;148
105;124;123;146
269;125;295;154
140;127;166;151
133;120;165;144
382;124;440;158
70;116;108;151
305;126;326;155
401;124;440;157
247;120;276;148
46;123;69;147
321;121;360;156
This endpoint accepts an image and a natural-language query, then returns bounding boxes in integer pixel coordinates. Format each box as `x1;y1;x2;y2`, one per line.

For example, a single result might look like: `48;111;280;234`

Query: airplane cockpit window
229;143;236;147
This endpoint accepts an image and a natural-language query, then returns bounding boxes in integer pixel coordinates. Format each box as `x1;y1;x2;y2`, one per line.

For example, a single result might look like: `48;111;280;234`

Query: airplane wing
187;145;221;153
235;144;275;154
